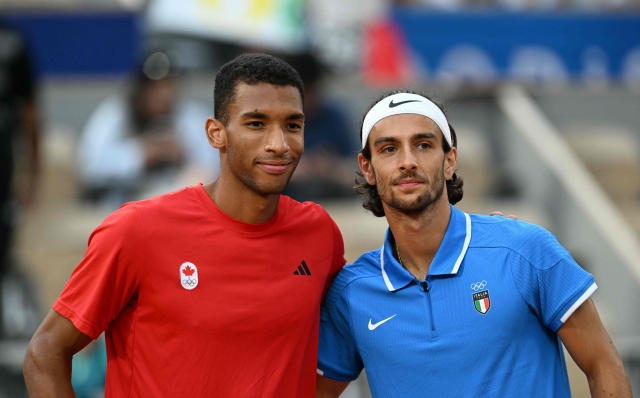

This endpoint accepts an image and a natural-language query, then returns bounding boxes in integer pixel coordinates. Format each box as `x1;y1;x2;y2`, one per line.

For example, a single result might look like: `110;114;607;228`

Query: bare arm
557;298;632;398
316;374;350;398
23;310;93;397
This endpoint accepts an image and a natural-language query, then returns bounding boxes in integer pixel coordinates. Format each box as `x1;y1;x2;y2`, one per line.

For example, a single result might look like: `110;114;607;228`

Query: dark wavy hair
355;89;464;217
214;53;305;126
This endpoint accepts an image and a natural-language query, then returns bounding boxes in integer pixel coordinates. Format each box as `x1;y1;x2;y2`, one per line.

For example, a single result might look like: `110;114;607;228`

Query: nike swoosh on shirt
368;314;397;330
389;99;421;108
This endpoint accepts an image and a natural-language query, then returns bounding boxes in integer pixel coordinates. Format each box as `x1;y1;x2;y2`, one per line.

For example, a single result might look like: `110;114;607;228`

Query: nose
264;126;290;155
399;148;417;171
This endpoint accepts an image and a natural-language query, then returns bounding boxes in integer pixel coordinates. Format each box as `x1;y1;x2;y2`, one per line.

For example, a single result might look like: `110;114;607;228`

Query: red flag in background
363;18;415;86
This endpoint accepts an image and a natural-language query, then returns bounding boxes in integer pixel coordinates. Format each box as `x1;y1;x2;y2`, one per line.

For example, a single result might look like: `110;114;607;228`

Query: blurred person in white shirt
77;52;218;207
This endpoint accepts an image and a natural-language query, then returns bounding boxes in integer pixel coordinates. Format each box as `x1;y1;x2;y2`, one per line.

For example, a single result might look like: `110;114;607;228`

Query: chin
254;178;292;196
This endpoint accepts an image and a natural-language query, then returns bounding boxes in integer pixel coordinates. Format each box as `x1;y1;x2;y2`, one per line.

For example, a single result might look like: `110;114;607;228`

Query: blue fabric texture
318;205;595;397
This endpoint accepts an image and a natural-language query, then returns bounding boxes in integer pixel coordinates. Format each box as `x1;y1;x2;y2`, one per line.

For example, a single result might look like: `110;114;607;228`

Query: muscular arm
316;374;350;398
23;310;93;398
557;298;632;398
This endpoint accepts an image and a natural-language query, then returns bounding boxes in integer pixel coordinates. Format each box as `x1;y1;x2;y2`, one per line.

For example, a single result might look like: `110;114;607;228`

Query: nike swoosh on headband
362;93;452;149
389;99;421;108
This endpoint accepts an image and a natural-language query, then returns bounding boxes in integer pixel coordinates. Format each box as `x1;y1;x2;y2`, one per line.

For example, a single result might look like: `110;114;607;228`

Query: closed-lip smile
257;160;292;174
396;178;422;188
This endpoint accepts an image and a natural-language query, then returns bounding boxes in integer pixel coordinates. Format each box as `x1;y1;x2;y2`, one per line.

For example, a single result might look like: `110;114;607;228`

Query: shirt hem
317;362;359;382
560;282;597;323
52;301;102;340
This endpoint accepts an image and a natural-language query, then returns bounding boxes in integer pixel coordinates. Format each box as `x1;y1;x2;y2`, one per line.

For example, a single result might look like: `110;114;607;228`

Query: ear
444;146;457;180
358;153;377;186
206;117;226;150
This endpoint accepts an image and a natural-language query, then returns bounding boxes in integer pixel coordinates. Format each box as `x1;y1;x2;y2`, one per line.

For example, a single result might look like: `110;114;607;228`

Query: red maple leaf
182;265;195;277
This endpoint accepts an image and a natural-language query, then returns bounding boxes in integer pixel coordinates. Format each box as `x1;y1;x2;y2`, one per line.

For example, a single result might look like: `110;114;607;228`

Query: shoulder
469;214;568;270
280;196;335;227
123;186;201;219
100;202;140;227
324;249;381;308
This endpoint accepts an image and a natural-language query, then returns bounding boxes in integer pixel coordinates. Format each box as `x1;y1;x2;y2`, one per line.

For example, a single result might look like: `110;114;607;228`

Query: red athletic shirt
53;185;346;397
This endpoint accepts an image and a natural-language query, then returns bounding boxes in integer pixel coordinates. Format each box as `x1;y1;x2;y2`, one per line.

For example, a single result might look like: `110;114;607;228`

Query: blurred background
0;0;639;396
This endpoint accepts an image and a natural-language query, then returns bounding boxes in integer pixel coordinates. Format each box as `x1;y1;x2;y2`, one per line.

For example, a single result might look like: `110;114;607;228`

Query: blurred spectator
77;52;219;208
283;52;358;202
0;20;40;398
0;21;40;332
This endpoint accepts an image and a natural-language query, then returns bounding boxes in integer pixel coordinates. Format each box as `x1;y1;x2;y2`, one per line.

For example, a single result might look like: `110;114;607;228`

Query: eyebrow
240;112;305;120
241;111;267;119
373;136;399;146
414;132;438;141
373;132;438;147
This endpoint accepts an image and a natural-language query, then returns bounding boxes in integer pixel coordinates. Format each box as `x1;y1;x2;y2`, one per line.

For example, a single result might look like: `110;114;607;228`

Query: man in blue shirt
316;90;632;397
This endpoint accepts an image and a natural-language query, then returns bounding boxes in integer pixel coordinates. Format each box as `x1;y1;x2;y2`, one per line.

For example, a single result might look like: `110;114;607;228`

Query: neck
386;196;451;280
203;173;280;225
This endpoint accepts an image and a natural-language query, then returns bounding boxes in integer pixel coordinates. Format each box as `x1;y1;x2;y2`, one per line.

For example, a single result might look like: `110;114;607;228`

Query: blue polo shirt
317;205;596;397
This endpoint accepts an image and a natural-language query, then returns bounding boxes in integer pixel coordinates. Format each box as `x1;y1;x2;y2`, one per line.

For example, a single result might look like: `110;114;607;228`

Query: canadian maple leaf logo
182;265;195;277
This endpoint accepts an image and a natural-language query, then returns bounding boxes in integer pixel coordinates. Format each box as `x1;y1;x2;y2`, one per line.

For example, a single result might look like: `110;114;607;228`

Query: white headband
361;93;451;149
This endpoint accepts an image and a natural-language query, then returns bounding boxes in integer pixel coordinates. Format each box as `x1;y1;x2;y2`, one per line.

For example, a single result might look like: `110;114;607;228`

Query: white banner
145;0;305;52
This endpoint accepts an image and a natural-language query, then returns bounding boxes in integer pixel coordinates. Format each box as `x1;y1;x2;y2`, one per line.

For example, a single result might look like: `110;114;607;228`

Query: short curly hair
214;53;305;125
355;89;464;217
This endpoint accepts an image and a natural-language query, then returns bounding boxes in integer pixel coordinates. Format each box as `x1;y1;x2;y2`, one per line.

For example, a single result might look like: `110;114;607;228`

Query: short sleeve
317;276;363;382
53;204;144;339
510;226;596;332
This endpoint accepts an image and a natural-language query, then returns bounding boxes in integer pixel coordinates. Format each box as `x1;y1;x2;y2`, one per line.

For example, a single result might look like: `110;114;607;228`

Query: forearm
316;374;350;398
587;366;632;398
23;342;76;398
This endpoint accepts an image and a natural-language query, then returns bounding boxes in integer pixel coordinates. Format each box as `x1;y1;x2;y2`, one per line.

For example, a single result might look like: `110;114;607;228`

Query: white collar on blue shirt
380;204;472;292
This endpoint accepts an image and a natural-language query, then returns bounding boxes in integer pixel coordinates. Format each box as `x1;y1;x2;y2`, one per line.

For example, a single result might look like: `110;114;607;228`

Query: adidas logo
293;260;312;276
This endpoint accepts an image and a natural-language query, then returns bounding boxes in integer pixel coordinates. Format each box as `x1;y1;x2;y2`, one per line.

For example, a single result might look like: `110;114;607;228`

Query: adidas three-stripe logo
293;260;312;276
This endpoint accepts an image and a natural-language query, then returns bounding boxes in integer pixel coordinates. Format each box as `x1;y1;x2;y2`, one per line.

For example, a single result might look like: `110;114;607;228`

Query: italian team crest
473;290;490;314
180;262;198;290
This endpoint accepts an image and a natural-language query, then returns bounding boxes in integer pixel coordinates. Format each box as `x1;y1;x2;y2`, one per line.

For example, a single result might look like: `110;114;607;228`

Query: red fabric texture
54;185;346;397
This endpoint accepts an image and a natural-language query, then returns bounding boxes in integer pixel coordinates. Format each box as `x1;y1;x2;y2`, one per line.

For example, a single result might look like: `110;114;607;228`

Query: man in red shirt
23;53;346;397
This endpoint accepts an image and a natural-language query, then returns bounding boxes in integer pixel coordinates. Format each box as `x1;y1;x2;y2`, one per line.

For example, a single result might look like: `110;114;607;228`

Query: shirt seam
469;244;569;271
508;249;582;328
341;275;379;366
547;278;594;328
343;282;359;376
126;204;145;398
52;301;101;339
507;250;533;318
317;359;359;381
330;274;380;309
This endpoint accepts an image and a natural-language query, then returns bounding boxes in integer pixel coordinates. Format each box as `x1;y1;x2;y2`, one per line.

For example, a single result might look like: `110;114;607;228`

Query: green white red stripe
475;298;489;313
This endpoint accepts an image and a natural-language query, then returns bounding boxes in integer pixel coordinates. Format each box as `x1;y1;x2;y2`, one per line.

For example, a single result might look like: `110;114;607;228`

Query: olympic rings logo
470;280;487;291
182;279;198;287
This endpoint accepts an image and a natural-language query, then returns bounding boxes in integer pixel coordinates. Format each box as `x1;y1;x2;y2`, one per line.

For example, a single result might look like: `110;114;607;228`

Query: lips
396;178;423;188
257;161;292;175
